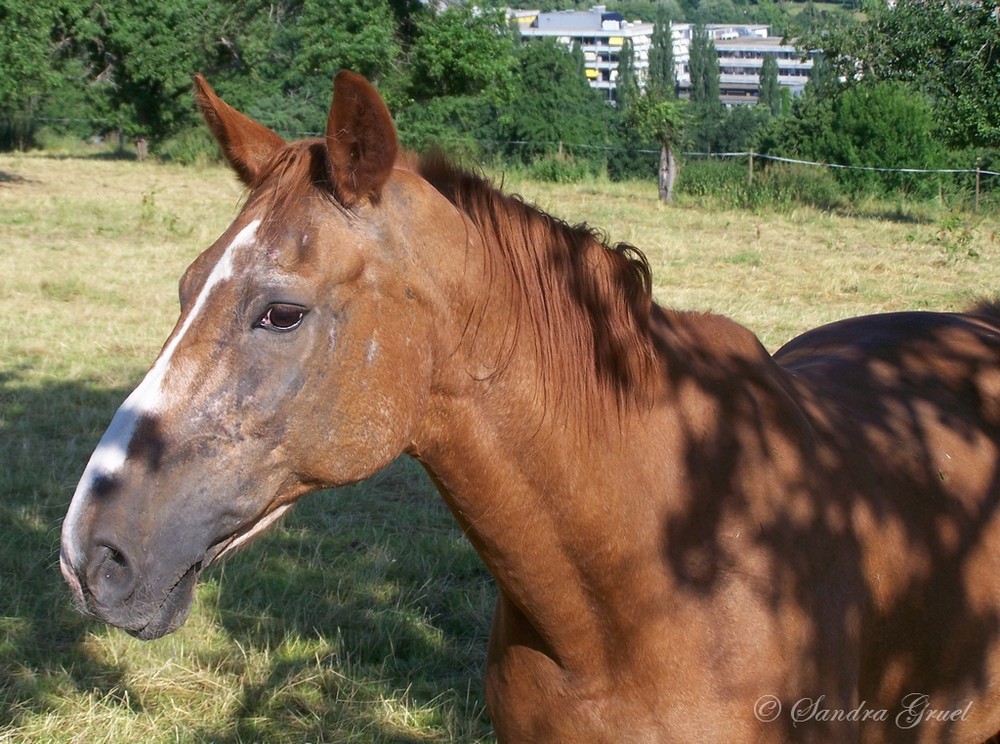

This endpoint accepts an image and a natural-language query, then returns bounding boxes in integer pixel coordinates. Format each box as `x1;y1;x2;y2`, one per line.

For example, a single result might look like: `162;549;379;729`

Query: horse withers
60;71;1000;742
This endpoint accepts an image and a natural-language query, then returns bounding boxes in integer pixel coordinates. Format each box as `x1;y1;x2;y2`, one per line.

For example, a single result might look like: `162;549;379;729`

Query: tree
504;39;609;163
763;80;945;196
626;93;685;202
687;24;724;152
200;0;406;140
408;4;517;101
647;6;675;99
293;0;401;86
714;104;771;153
806;52;837;98
758;53;781;116
798;0;1000;148
616;38;639;110
0;0;86;148
826;81;945;195
688;24;720;105
68;0;227;141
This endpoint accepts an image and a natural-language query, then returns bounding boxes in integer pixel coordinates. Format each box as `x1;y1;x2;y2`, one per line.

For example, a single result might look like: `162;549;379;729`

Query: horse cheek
311;334;430;485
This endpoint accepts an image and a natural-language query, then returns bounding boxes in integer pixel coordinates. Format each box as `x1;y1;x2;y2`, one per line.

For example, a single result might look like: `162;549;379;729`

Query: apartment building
514;7;812;105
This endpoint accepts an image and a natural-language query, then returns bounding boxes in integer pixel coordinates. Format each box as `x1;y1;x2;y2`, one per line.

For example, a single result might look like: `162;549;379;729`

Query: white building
514;7;812;105
516;6;654;100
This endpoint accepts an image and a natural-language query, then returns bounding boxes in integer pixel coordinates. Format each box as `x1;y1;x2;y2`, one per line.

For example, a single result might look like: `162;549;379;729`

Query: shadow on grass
833;205;937;225
0;371;142;728
195;461;496;743
0;170;30;185
0;368;495;742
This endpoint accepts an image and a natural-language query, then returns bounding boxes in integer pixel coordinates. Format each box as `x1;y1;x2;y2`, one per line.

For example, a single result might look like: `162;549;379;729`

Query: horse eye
256;304;306;332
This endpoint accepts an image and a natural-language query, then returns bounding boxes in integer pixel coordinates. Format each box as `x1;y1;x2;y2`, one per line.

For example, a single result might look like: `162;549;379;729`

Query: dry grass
1;153;998;743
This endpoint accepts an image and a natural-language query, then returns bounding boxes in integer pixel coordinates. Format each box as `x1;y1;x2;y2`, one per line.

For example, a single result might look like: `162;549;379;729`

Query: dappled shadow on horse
60;69;1000;742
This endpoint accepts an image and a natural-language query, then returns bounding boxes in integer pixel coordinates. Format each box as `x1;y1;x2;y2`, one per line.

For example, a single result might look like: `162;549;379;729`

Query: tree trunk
658;144;678;203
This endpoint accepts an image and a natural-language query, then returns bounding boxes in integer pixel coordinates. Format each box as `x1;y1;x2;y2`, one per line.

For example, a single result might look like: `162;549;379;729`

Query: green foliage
800;0;1000;149
606;116;659;181
503;39;611;165
677;159;846;212
647;7;676;99
0;0;78;148
0;0;63;114
676;158;747;199
626;94;684;148
408;4;517;101
686;24;725;152
616;39;639;110
830;82;945;196
688;24;720;106
525;152;603;183
69;0;225;139
292;0;401;84
394;95;496;160
758;54;781;117
714;104;772;152
765;80;946;197
746;162;846;211
157;127;223;166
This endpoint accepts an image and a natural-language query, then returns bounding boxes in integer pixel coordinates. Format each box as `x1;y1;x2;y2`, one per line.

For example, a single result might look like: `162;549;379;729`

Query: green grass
1;153;998;742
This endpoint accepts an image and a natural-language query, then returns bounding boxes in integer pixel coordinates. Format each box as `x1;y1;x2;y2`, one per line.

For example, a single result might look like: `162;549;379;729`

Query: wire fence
24;116;1000;206
32;115;1000;175
686;151;1000;178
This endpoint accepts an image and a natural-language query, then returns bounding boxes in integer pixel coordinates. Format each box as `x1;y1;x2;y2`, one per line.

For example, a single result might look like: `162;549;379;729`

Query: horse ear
325;71;398;206
193;74;286;187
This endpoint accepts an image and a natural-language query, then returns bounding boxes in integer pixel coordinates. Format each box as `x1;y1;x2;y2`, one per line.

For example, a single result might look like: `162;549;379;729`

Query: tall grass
1;153;998;743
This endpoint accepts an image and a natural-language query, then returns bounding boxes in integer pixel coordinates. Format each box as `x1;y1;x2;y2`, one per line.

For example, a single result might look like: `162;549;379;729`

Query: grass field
1;152;998;743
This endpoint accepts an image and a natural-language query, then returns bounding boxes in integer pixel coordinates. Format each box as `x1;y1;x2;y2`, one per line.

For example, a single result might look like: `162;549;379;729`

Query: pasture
2;152;998;743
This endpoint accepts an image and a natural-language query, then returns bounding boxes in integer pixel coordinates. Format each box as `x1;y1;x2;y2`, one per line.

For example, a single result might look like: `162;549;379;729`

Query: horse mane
417;152;659;409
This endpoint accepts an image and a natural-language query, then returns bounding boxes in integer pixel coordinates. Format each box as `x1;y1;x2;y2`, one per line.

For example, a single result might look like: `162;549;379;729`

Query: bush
675;158;846;211
526;152;602;183
676;158;747;201
157;127;223;166
745;163;846;212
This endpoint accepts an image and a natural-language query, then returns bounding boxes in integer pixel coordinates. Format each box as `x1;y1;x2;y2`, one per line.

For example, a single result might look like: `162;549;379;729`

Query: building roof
522;6;653;35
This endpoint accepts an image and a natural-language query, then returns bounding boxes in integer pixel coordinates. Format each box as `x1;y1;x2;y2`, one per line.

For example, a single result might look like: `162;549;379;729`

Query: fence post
748;149;754;186
975;160;981;212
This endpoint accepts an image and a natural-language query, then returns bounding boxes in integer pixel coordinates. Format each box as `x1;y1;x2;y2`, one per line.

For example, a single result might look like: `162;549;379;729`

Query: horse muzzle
59;537;204;640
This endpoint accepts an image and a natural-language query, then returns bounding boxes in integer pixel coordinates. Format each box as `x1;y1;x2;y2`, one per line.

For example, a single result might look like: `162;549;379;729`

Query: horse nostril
86;543;138;607
102;545;127;578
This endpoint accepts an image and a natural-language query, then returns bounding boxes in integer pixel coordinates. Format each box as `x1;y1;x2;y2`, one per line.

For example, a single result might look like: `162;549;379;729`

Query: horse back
774;306;1000;729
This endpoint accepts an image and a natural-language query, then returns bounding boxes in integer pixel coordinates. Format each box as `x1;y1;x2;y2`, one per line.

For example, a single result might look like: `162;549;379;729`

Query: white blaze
61;220;260;563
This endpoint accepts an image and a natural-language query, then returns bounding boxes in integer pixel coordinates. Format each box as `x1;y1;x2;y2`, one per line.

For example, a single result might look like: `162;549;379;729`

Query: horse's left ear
325;71;398;206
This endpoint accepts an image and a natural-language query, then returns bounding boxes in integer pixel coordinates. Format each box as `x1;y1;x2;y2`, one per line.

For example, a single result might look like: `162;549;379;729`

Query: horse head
59;72;451;639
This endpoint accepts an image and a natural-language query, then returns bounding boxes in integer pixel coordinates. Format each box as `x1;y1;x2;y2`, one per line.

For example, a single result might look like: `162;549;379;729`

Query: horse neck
415;382;648;671
408;204;663;672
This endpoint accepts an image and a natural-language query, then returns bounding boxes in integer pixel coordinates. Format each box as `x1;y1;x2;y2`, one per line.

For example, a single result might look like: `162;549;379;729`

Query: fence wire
28;116;1000;181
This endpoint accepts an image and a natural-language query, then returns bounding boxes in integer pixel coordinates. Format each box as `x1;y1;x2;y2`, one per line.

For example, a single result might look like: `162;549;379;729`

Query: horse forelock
416;152;658;410
246;140;345;241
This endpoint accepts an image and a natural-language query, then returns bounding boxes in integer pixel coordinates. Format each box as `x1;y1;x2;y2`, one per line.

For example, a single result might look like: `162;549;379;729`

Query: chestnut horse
60;71;1000;743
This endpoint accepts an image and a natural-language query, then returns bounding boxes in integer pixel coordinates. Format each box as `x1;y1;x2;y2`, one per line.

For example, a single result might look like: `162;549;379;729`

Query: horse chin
126;563;200;640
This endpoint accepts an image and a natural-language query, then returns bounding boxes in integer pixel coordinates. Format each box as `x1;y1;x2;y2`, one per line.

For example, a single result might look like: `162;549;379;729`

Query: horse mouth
127;562;202;640
127;502;293;639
